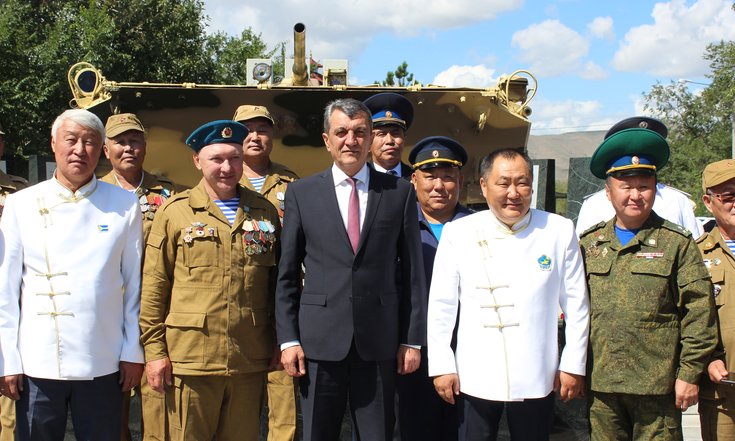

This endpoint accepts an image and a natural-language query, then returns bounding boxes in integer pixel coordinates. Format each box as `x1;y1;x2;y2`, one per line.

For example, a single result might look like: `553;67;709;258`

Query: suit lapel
357;168;383;254
321;168;354;252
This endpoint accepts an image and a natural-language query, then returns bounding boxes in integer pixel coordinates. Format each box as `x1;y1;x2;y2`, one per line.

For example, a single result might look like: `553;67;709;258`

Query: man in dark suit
276;98;426;441
364;93;414;179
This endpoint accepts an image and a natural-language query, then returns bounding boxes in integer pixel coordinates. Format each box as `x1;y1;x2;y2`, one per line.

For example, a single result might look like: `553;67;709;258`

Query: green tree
205;29;279;85
375;61;416;87
0;0;275;157
642;41;735;214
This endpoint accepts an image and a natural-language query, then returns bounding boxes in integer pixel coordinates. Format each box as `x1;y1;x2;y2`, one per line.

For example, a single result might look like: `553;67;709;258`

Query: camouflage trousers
589;391;682;441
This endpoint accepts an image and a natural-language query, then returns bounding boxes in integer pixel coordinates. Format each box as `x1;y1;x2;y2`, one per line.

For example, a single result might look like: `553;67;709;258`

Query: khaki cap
105;113;145;138
233;105;274;125
703;159;735;191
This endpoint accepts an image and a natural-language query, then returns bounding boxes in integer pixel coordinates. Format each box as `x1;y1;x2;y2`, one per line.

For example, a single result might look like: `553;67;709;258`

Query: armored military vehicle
68;23;537;205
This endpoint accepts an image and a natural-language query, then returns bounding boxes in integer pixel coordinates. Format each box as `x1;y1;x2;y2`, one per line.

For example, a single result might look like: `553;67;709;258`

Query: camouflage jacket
0;170;28;219
697;227;735;406
580;212;717;395
100;170;178;242
239;161;298;220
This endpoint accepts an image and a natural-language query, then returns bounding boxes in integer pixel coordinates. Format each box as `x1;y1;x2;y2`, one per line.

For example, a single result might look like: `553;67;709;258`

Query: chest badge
537;255;552;271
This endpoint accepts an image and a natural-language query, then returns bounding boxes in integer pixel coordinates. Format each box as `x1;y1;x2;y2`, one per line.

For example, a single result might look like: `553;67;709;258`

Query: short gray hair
51;109;105;143
323;98;372;133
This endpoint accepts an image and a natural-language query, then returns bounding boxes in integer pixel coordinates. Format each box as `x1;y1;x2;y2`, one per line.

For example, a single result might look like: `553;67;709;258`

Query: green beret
186;120;248;153
589;128;669;179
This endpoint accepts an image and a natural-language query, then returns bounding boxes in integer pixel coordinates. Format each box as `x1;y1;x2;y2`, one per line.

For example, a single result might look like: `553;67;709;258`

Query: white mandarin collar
486;208;532;236
52;174;98;202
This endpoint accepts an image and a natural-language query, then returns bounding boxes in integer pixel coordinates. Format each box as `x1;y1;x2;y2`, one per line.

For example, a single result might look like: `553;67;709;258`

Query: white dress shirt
332;163;369;231
428;209;589;401
0;176;144;379
575;183;703;238
371;162;402;176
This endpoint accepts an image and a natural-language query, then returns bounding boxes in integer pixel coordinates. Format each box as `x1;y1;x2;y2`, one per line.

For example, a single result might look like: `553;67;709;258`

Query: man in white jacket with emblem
0;109;144;441
428;149;589;440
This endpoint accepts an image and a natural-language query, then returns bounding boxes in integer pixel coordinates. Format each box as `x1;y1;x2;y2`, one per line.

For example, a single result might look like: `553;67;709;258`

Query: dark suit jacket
276;165;426;362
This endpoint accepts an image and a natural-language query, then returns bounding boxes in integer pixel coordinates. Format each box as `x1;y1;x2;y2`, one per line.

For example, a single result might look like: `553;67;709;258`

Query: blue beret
605;116;668;139
590;128;669;179
409;136;467;170
363;93;414;130
186;120;248;153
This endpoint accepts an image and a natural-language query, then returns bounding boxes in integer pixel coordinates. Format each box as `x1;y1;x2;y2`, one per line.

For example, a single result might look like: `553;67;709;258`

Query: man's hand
675;378;699;411
146;357;173;393
0;374;24;400
269;344;283;371
708;359;729;383
119;361;144;392
397;346;420;375
555;370;585;402
281;345;306;377
433;374;460;405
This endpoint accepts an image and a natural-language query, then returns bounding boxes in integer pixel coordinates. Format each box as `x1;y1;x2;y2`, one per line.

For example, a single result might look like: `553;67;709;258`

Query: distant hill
528;131;605;182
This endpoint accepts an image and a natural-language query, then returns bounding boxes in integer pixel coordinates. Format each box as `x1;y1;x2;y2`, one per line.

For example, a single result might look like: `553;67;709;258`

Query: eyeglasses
707;191;735;205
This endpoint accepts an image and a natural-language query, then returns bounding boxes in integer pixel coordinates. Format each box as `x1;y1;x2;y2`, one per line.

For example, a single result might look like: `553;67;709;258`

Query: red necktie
347;177;360;253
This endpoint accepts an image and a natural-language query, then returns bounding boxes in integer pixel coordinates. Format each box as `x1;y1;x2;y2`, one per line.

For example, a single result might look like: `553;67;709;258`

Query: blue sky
202;0;735;134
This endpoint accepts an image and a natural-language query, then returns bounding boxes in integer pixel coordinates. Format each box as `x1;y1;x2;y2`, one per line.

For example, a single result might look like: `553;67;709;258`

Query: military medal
714;284;722;298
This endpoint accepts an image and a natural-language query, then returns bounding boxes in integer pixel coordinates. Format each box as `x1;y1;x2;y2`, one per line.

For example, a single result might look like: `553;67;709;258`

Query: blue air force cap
186;120;248;153
363;93;414;130
409;136;467;171
589;128;670;179
605;116;668;139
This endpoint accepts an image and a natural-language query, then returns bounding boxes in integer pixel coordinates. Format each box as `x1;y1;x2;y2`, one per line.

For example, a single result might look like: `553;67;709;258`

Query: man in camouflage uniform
101;113;178;441
233;104;298;441
0;122;28;441
580;126;717;440
140;120;280;441
697;159;735;440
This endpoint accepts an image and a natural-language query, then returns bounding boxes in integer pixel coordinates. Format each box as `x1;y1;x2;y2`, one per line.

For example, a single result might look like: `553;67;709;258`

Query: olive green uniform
0;171;27;441
698;227;735;440
240;161;298;441
140;181;279;441
580;213;717;441
100;170;177;441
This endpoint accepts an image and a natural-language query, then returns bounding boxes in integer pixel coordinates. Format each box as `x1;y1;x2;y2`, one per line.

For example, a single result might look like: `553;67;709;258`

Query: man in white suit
428;149;589;441
0;109;144;441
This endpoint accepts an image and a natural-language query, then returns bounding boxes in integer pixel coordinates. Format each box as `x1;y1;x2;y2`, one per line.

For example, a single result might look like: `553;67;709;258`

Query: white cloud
613;0;735;77
588;16;614;41
580;61;608;80
511;20;589;77
203;0;523;59
432;65;499;88
529;99;614;134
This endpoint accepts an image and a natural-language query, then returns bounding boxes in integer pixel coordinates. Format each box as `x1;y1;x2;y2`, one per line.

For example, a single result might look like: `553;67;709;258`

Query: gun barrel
292;23;308;86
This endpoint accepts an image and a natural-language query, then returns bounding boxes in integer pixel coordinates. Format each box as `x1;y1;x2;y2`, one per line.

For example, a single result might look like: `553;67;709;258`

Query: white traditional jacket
427;209;589;401
0;176;144;379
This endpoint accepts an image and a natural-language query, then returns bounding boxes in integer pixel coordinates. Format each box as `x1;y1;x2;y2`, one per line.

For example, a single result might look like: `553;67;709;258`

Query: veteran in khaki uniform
0;122;28;441
140;120;280;441
233;105;297;441
697;159;735;440
580;127;717;440
100;113;179;441
234;105;298;220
